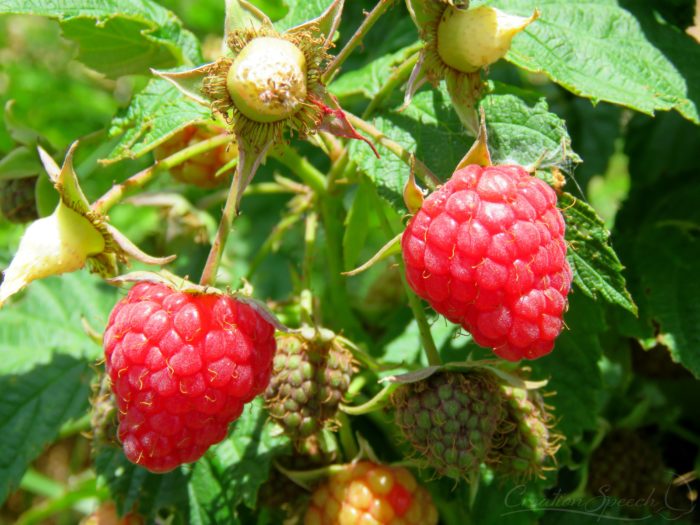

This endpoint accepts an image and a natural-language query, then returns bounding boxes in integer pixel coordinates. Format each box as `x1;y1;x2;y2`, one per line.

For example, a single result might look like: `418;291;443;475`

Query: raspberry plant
1;0;699;524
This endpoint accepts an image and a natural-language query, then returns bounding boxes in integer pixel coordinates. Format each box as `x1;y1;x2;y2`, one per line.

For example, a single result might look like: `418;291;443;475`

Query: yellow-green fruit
226;36;307;123
437;6;535;73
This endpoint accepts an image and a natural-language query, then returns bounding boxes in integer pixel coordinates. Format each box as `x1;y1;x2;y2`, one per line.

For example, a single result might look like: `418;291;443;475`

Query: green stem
16;477;108;525
302;211;318;291
271;147;327;195
92;134;231;214
372;187;441;366
340;382;397;415
337;413;359;459
404;273;441;365
20;469;64;498
345;112;440;189
58;413;91;439
319;195;367;340
199;168;243;287
363;49;421;118
322;0;396;83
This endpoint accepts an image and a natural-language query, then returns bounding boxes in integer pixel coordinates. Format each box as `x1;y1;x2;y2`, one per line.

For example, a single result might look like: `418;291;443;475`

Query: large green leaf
0;0;202;77
561;193;636;314
0;272;116;504
95;447;189;518
0;273;117;374
105;77;211;163
0;355;93;504
187;398;290;523
614;176;700;378
481;0;699;123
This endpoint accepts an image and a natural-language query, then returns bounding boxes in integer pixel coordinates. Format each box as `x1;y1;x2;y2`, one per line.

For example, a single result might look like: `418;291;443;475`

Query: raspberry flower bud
0;144;174;308
0;199;105;305
403;0;537;129
436;6;537;73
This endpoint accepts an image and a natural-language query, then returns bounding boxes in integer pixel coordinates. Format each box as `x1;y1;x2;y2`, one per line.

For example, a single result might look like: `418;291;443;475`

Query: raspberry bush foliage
1;0;699;524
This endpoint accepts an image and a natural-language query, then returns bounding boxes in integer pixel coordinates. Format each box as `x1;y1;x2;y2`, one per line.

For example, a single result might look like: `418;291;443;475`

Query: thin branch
323;0;396;83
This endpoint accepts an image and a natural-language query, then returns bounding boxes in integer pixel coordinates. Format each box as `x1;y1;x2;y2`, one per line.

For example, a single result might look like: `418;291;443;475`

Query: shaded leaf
0;355;94;504
0;0;202;78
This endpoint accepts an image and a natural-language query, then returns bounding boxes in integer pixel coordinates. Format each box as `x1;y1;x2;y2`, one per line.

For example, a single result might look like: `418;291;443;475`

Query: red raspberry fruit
103;282;276;473
304;461;438;525
402;164;572;361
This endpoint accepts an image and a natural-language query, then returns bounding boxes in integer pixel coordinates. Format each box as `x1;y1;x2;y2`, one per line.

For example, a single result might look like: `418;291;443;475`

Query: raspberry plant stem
199;166;244;287
322;0;396;83
340;382;397;415
337;413;359;458
303;212;318;292
362;48;421;117
92;133;231;214
271;147;327;194
371;186;442;366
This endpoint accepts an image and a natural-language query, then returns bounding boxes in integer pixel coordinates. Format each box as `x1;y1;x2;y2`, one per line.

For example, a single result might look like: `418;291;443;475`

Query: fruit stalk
372;187;442;366
93;133;231;214
199;159;245;287
323;0;396;83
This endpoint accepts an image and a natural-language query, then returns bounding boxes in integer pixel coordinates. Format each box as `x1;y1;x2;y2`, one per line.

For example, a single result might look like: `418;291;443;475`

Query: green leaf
0;355;93;505
348;85;578;212
187;398;290;523
0;0;202;78
105;78;211;163
95;447;189;518
0;273;117;374
532;293;605;438
484;0;699;123
481;86;581;173
274;0;336;33
614;176;700;378
560;192;636;314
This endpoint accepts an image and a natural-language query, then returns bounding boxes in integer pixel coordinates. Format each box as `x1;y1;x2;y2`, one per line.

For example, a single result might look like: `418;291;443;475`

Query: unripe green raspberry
264;331;354;443
488;385;559;479
392;370;504;479
227;37;308;123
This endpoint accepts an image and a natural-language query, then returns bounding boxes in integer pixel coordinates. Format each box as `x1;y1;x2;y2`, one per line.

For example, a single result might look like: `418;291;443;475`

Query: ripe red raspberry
401;164;572;361
103;282;276;473
304;461;438;525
